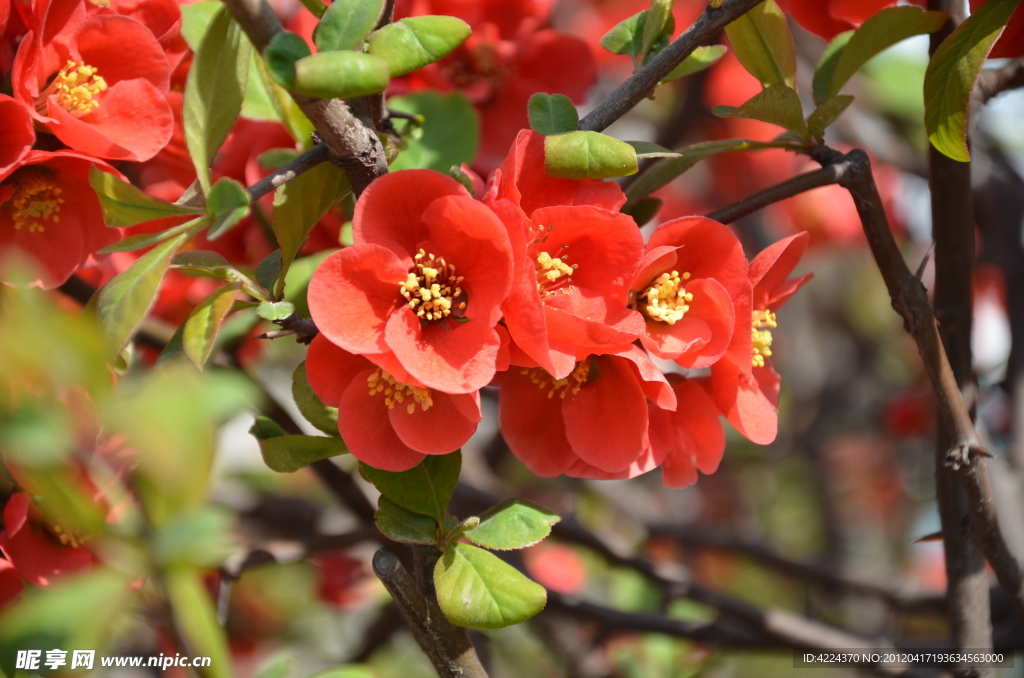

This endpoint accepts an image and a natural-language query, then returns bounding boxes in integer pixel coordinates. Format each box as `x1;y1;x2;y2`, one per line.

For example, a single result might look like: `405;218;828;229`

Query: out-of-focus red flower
312;551;372;609
0;492;94;589
0;559;23;610
648;376;725;488
395;0;596;171
522;542;587;594
0;95;34;175
305;335;481;471
883;389;933;439
0;150;123;289
486;130;644;378
12;0;173;161
630;217;747;366
776;0;899;40
711;233;812;444
971;1;1024;64
499;345;676;478
309;170;513;394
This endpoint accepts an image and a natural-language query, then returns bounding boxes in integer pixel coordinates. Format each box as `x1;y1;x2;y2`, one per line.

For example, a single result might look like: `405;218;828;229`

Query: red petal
545;298;645;352
775;0;853;39
562;355;648;472
307;245;407;355
671;277;736;368
0;559;24;610
613;344;676;411
647;217;748;299
749;231;809;309
338;367;426;471
353;169;469;261
659;378;725;488
384;307;501;393
711;360;777;445
73;14;170;91
388;391;478;454
498;368;580;477
305;335;369;408
0;95;33;173
721;281;754;376
3;493;30;535
0;194;83;289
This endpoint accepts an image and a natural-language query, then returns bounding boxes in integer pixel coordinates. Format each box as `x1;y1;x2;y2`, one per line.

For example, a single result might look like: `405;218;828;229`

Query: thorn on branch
915;242;935;281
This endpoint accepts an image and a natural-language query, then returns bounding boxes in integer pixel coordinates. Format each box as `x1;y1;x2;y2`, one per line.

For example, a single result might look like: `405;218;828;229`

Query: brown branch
816;145;1024;631
247;144;330;202
705;164;848;225
975;58;1024;106
371;550;490;678
579;0;763;133
220;0;387;195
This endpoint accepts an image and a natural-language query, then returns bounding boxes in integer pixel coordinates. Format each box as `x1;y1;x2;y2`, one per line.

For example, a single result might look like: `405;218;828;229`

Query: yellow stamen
367;368;434;414
50;523;86;549
523;359;592;400
641;270;692;324
751;309;777;368
535;250;576;297
399;249;466;321
43;60;107;117
7;168;64;233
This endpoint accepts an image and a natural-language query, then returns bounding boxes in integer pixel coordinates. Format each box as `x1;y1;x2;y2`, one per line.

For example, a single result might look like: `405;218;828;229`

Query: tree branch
579;0;763;133
219;0;388;195
247;143;330;202
372;550;490;678
705;164;848;225
975;58;1024;106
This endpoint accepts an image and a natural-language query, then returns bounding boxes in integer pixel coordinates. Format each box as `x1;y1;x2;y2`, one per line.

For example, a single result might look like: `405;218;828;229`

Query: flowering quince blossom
12;0;174;161
499;345;676;479
648;376;726;488
305;335;482;472
776;0;905;40
308;170;514;394
630;216;747;366
486;129;645;379
711;232;812;445
394;0;596;171
0;95;35;174
0;492;94;591
0;150;123;289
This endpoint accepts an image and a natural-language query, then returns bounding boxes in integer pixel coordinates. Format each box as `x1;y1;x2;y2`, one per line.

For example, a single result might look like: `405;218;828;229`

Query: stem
372;550;490;678
975;57;1024;106
705;164;847;224
247;144;330;202
579;0;763;133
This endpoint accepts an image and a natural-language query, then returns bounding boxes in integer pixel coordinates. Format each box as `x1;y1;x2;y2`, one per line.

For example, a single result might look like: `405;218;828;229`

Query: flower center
41;60;107;117
6;168;64;233
399;249;466;321
524;359;592;399
49;522;89;548
367;368;434;414
751;309;777;367
640;270;692;324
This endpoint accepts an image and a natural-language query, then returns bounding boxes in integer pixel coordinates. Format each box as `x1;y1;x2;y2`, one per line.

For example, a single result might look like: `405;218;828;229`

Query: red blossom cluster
306;129;811;486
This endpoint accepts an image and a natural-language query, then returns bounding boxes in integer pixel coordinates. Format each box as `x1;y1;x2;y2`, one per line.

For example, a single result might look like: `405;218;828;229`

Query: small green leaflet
375;496;438;544
465;499;560;551
359;451;461;524
724;0;796;89
250;420;349;472
388;91;479;172
527;93;579;136
89;168;202;227
315;0;384;52
291;362;339;436
544;131;639;180
367;16;471;76
713;84;809;141
807;95;854;138
292;51;390;100
661;44;727;84
182;283;241;369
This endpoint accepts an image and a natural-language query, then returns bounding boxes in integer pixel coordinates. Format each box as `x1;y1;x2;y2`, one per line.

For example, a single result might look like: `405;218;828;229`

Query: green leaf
256;249;283;293
88;167;203;227
164;568;233;678
153;507;236;568
433;543;546;628
827;6;948;101
291;362;339;436
626;140;681;158
465;499;560;551
256;300;295;321
316;0;384;52
184;6;252;192
252;653;295;678
812;31;853;106
544;131;639;180
243;51;282;122
527;93;579;136
172;250;232;270
807;94;854;138
714;84;809;140
600;10;672;65
359;451;461;523
98;217;207;254
182;283;240;369
925;0;1021;163
96;232;190;356
375;496;438;544
264;31;311;91
171;252;268;301
272;161;350;290
661;44;727;83
389;91;479;172
251;423;349;472
367;16;471;76
258;148;301;170
723;0;796;89
206;177;251;239
622;196;662;227
293;51;390;99
641;0;674;62
179;0;221;50
624;138;796;204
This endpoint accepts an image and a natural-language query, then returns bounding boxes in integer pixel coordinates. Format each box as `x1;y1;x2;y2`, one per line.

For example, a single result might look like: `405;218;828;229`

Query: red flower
499;345;676;478
0;150;123;289
710;233;812;444
0;560;22;610
305;335;482;472
308;170;513;394
0;492;94;588
776;0;900;40
486;130;645;378
648;376;725;488
13;0;173;161
396;0;596;171
522;542;587;594
0;95;34;175
629;216;747;366
971;0;1024;58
